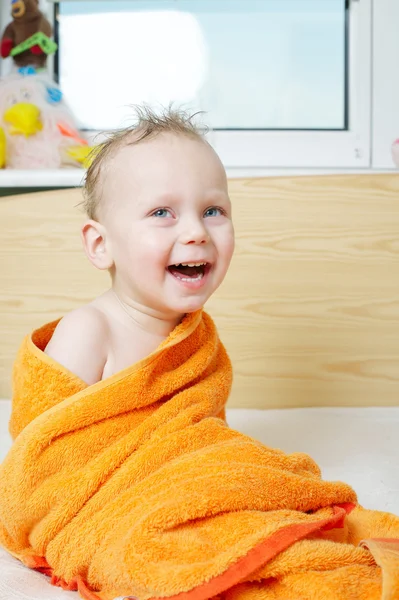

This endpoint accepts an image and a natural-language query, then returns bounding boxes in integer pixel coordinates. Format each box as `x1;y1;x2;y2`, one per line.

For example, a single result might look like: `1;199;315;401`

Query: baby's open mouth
167;263;210;281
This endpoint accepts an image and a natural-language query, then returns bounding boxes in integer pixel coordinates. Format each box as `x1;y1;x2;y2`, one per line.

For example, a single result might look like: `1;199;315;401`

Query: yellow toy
65;145;94;167
4;102;43;136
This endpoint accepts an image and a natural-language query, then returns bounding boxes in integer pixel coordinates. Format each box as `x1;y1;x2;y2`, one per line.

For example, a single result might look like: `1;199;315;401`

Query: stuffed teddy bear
1;0;52;69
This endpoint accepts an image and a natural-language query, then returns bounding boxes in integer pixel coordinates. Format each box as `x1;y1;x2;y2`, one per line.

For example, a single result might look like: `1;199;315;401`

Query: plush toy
0;71;93;169
0;1;94;169
0;0;53;69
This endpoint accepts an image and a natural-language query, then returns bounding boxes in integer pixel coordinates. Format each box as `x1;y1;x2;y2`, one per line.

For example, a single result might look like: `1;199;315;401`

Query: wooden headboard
1;174;399;407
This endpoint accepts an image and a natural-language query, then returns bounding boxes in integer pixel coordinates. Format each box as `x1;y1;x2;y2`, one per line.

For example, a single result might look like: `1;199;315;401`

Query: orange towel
0;310;398;600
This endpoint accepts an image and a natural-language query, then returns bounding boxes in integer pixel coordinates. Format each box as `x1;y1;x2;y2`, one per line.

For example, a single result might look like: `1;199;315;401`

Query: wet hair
82;105;207;220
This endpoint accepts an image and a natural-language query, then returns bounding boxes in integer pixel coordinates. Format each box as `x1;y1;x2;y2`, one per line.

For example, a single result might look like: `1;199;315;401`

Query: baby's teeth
176;273;204;282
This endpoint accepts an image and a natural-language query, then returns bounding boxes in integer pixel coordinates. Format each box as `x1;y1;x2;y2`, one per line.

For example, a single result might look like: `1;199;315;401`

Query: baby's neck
102;289;183;338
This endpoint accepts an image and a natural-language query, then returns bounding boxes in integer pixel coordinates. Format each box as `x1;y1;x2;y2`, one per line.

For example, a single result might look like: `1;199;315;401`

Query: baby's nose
181;219;210;245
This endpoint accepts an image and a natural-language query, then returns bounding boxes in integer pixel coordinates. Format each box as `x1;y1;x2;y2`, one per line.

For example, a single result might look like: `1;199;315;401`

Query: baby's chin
166;296;207;316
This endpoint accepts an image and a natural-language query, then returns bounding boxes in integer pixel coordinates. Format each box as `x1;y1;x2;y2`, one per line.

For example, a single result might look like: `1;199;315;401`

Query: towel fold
0;310;398;600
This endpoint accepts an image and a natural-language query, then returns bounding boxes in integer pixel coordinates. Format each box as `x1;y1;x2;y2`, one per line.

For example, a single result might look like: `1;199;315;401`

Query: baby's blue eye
152;208;171;218
204;207;223;218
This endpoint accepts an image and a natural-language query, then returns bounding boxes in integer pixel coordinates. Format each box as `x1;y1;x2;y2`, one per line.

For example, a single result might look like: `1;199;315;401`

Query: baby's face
102;133;234;318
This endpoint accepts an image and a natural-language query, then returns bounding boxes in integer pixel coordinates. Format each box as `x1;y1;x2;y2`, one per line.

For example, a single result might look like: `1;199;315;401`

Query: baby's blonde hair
83;105;207;220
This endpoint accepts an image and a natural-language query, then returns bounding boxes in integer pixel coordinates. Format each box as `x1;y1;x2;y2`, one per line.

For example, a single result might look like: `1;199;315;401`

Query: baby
45;106;235;384
5;107;399;599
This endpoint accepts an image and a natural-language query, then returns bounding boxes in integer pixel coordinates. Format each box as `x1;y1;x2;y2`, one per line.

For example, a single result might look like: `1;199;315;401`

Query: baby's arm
44;306;108;385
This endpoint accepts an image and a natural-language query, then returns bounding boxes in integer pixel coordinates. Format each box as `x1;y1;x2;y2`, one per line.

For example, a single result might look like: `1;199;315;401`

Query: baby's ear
81;220;114;270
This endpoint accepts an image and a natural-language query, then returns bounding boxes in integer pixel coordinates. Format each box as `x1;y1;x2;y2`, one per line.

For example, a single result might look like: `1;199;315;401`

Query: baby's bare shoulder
44;305;109;384
53;305;108;334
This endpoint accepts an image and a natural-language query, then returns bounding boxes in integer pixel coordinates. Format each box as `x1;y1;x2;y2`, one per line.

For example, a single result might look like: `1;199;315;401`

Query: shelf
0;169;85;188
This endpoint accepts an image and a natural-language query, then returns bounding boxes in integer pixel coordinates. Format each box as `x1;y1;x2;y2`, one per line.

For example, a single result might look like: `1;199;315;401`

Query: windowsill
0;167;398;189
0;169;85;188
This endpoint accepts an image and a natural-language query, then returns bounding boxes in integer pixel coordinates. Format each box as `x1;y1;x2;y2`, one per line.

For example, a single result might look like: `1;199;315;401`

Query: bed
0;174;399;599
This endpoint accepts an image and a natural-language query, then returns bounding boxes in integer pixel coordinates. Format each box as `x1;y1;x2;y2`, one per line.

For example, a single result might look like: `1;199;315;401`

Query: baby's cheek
221;232;235;261
143;231;174;259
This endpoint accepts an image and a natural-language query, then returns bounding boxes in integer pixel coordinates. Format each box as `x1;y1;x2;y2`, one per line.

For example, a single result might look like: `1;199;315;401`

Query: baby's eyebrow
154;193;180;204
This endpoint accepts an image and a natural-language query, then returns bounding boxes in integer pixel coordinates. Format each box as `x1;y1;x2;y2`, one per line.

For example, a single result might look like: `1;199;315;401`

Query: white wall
372;0;399;168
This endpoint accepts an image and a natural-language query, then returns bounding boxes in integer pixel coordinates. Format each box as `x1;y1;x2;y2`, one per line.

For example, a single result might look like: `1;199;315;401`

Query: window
57;0;347;131
50;0;371;168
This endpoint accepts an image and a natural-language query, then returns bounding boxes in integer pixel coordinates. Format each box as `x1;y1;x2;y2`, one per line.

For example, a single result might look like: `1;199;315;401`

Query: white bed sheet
0;401;398;600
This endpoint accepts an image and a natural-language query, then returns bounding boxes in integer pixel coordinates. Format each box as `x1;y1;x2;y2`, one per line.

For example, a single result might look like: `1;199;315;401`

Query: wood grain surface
1;174;399;407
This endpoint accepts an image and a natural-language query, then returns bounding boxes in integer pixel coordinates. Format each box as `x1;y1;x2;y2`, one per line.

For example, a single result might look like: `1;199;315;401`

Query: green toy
10;32;57;57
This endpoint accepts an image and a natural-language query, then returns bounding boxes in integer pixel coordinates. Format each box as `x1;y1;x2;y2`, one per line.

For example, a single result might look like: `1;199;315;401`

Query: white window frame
207;0;372;169
1;0;372;171
57;0;372;169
